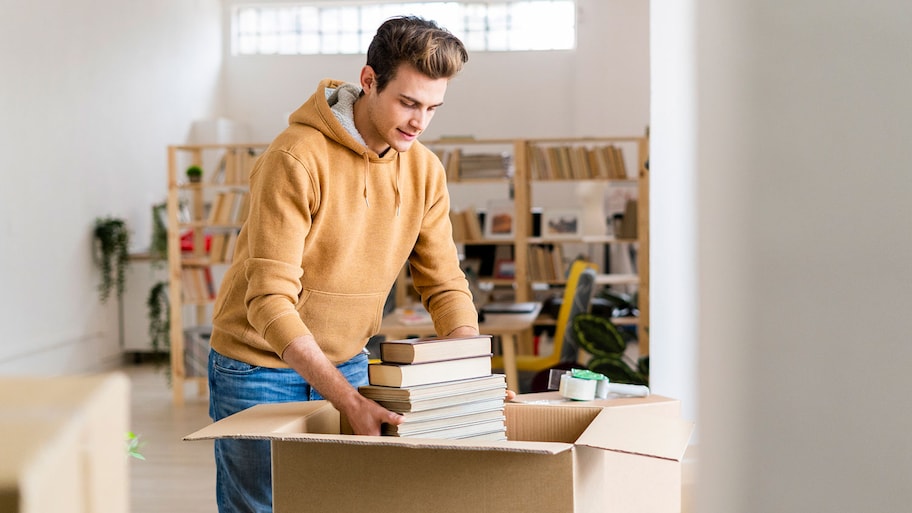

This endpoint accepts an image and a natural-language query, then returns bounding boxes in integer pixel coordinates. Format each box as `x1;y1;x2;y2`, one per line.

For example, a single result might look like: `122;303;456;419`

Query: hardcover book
383;414;507;439
392;397;505;422
369;386;508;413
358;374;506;405
368;355;493;388
379;335;492;364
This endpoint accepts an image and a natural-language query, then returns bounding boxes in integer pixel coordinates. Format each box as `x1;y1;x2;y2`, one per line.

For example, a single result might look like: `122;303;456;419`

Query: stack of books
361;335;507;440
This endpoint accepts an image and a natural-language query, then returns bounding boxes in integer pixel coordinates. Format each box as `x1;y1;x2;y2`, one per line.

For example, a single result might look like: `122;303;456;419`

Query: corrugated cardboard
185;394;693;513
0;373;130;513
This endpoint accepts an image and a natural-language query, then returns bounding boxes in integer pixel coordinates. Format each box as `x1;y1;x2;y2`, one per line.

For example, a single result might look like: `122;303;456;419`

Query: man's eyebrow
400;94;444;108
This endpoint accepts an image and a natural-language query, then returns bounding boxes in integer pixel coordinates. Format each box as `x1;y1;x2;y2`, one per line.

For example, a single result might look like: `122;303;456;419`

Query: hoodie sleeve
408;161;479;335
242;149;317;355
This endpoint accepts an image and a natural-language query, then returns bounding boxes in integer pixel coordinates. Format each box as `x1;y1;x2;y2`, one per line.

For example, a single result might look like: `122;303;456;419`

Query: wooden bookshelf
166;143;267;404
426;135;651;354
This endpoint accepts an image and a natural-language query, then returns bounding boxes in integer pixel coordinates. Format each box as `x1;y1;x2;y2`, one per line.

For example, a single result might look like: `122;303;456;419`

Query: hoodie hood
288;79;385;158
288;78;401;212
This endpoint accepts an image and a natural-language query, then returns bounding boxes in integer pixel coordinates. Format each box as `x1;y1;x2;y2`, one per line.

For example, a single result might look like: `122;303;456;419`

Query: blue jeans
208;349;369;513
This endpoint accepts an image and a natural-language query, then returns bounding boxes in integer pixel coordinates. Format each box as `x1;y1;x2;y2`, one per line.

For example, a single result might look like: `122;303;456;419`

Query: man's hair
366;16;468;92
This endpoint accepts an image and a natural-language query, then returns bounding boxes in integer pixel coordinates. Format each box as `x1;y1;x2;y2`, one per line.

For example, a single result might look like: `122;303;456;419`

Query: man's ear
360;65;376;93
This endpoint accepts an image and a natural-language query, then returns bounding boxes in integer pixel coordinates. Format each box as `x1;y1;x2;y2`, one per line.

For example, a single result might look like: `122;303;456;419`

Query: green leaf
572;313;626;356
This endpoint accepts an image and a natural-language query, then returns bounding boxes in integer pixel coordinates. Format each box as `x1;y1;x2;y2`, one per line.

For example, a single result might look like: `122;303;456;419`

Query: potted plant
93;216;130;303
186;165;203;183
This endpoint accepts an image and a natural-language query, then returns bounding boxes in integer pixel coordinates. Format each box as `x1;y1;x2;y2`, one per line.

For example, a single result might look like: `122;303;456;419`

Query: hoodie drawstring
362;152;401;217
362;153;370;208
394;153;401;216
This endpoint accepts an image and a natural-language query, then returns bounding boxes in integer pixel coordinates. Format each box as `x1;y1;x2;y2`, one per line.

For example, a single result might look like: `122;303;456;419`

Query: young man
207;16;479;512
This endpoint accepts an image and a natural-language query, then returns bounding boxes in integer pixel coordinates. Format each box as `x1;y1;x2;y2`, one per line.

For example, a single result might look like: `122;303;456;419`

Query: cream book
383;412;506;438
368;355;493;388
379;335;492;364
369;386;507;413
358;374;505;405
393;397;505;422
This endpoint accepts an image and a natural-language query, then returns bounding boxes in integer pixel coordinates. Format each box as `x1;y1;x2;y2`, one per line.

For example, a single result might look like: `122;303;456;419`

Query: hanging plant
147;280;170;356
149;202;168;267
94;216;130;303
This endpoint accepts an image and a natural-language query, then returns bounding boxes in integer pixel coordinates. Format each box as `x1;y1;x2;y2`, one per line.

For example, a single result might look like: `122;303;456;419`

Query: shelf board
530;273;638;287
527;235;638;244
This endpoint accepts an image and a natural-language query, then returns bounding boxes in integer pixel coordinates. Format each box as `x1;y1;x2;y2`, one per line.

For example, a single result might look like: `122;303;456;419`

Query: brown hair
366;16;468;92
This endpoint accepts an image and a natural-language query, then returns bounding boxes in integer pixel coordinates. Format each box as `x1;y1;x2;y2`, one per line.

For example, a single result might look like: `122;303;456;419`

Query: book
368;355;493;387
370;386;508;413
358;374;506;405
392;397;505;422
379;335;492;364
384;408;505;436
383;415;507;439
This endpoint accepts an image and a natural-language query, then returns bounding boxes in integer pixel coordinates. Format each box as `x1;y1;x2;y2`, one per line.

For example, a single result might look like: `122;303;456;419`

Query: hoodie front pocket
297;289;386;357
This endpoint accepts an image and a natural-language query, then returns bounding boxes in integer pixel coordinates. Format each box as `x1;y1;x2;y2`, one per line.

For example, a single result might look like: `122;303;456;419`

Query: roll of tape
559;374;597;401
596;379;610;399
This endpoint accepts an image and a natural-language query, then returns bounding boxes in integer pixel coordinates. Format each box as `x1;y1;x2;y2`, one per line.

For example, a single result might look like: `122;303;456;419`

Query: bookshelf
425;135;651;355
165;135;649;403
166;143;266;404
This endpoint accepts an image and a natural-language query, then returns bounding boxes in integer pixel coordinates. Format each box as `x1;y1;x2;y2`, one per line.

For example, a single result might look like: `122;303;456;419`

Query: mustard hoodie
210;79;478;367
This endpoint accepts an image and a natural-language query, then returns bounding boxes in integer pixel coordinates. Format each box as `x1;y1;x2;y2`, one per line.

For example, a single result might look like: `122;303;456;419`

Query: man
207;16;480;512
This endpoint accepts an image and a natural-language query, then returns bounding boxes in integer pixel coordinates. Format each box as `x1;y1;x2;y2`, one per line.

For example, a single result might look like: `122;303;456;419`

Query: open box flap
576;407;694;461
185;400;574;455
184;401;338;441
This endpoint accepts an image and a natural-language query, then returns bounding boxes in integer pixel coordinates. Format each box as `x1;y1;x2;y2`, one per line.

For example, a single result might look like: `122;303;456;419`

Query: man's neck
351;96;390;156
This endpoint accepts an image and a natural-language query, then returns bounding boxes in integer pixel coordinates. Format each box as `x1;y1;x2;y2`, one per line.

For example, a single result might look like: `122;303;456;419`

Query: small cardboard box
185;394;692;513
0;373;130;513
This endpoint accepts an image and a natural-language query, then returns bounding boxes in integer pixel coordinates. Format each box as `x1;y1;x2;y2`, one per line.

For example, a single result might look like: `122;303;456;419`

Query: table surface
377;303;543;338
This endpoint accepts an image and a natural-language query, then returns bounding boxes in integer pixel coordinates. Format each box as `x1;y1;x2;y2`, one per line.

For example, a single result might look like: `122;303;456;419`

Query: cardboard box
186;393;692;512
0;373;130;513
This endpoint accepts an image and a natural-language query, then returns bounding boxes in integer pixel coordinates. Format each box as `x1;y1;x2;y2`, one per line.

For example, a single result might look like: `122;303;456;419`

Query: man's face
357;63;449;154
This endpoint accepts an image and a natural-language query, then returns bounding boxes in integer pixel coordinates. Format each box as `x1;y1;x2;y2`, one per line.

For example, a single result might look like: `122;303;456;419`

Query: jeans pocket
210;350;260;376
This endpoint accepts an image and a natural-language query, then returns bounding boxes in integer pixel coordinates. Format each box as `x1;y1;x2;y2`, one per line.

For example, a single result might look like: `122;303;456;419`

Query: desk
376;303;542;392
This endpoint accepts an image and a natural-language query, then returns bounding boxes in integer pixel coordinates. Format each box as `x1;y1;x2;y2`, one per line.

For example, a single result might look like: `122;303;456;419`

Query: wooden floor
125;363;216;513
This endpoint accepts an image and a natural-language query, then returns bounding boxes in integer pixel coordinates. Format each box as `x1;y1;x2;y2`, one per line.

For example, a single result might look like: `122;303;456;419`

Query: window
232;1;576;56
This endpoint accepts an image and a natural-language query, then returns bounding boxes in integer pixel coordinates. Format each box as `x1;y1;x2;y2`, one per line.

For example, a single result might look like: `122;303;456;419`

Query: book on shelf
207;192;228;225
209;233;227;263
181;267;214;302
368;355;493;388
358;374;506;407
383;408;505;437
379;335;492;364
462;207;484;241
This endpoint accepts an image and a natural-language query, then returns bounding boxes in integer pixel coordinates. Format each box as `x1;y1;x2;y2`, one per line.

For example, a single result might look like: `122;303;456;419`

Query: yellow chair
491;259;598;374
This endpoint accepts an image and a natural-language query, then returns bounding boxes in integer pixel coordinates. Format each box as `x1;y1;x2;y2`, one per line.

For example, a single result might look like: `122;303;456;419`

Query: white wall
0;0;223;374
221;0;650;142
649;0;698;424
693;0;912;511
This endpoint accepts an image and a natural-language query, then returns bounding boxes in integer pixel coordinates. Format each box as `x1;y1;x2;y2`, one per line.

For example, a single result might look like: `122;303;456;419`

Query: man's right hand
337;393;404;436
281;335;403;436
